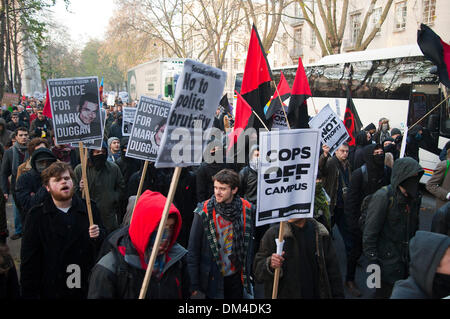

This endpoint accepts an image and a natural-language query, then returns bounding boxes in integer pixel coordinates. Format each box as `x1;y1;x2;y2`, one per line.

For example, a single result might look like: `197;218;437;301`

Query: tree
298;0;393;56
241;0;292;52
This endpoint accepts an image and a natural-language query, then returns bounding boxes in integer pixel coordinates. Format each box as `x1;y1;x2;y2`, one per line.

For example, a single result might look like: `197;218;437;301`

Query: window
394;1;407;30
371;7;382;36
350;13;361;46
208;56;214;66
310;29;316;47
223;59;228;69
234;59;239;70
293;26;302;51
423;0;436;25
234;42;240;51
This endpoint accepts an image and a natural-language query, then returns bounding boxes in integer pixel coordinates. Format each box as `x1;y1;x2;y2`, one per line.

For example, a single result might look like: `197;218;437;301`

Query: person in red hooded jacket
87;190;190;299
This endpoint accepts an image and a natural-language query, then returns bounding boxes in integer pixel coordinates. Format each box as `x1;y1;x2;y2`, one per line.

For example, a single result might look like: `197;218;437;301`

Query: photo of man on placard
76;92;99;130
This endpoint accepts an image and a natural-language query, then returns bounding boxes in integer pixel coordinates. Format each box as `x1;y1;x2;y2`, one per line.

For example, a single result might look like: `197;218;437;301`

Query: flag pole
78;142;94;226
130;160;149;223
409;95;450;131
139;166;182;299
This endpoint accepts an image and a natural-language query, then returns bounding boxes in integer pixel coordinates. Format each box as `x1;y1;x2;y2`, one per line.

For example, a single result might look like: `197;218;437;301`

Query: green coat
74;161;126;233
363;157;423;284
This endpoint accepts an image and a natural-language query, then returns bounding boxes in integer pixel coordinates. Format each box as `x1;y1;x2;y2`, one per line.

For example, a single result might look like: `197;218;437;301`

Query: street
4;185;438;299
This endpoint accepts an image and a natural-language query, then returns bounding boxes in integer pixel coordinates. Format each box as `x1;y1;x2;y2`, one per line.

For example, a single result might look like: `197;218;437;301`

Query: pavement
4;185;438;298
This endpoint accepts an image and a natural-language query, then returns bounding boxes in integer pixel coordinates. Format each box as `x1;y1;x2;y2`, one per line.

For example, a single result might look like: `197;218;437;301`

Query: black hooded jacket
345;144;391;233
391;231;450;298
363;157;424;284
15;148;57;222
406;125;423;162
352;130;371;170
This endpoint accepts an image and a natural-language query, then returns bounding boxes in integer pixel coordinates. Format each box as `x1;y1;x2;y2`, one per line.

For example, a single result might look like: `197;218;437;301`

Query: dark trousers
224;271;243;299
375;281;394;299
332;206;353;257
346;230;363;282
0;187;7;236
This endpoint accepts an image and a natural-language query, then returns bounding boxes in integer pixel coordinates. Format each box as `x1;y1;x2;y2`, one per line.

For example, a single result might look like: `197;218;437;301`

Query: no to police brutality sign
155;59;227;168
256;129;321;227
48;76;103;145
126;96;171;162
309;104;349;155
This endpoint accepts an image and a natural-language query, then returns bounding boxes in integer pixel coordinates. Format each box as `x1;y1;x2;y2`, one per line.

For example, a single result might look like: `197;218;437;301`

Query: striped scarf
199;196;253;293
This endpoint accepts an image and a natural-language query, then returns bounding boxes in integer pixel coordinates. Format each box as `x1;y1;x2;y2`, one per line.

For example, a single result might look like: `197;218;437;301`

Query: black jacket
253;219;344;299
431;202;450;236
363;157;423;284
15;148;57;221
20;193;106;299
239;166;258;205
352;130;371;170
345;144;391;233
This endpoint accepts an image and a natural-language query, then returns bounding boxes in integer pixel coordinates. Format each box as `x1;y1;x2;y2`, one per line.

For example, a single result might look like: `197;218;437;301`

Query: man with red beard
20;162;106;299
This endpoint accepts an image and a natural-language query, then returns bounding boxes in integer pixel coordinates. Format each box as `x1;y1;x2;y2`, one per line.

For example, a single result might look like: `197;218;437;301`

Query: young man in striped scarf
188;169;255;299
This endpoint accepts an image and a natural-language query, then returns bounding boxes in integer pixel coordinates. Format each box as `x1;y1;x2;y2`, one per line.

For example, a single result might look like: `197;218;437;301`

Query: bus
234;44;449;183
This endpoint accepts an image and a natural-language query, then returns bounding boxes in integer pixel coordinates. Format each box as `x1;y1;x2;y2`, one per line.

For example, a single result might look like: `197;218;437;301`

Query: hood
364;123;376;132
362;144;379;167
409;231;450;296
355;130;370;147
128;190;182;267
88;141;108;161
30;148;57;170
107;136;120;149
391;157;424;190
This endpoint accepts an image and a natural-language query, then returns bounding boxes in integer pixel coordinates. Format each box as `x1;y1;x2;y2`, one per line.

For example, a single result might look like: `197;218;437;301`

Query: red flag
266;71;291;120
43;86;52;119
287;57;312;128
239;24;273;130
344;88;363;147
228;91;253;152
417;23;450;88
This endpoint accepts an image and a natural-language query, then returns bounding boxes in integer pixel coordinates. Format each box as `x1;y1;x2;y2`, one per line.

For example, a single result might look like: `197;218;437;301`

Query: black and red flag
287;57;312;128
228;91;253;152
236;24;272;130
344;88;363;147
265;71;291;120
417;23;450;88
43;86;52;119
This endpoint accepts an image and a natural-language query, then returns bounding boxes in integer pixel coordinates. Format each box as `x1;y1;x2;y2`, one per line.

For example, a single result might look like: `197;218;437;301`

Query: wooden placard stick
78;142;94;226
272;221;285;299
138;166;182;299
130;160;149;223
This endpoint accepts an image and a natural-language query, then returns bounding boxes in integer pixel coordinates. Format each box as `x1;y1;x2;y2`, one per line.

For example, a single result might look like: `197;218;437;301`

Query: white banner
122;107;137;136
256;129;321;227
309;104;349;155
155;59;227;168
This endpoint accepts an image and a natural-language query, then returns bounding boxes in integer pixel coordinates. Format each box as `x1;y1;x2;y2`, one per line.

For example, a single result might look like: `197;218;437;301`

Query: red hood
128;190;181;264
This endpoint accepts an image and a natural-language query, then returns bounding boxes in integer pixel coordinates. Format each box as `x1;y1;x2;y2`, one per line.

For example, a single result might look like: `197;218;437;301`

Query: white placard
256;129;321;227
122;106;137;136
155;59;227;168
309;104;349;155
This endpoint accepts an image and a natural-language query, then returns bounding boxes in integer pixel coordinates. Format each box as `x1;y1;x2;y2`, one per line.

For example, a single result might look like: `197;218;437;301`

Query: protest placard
122;107;137;137
1;93;19;106
126;96;171;162
48;76;103;145
256;129;321;227
70;108;106;150
155;59;227;168
309;104;349;155
400;126;408;158
270;103;290;130
107;94;115;106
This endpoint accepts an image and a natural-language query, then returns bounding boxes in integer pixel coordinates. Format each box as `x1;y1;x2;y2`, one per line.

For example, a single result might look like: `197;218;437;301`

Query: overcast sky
50;0;116;45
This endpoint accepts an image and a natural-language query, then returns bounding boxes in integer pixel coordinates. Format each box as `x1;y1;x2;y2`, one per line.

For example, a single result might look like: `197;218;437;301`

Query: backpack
358;185;394;232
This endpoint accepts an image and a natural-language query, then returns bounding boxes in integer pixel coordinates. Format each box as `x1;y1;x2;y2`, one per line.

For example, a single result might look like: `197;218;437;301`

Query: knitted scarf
206;195;245;272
